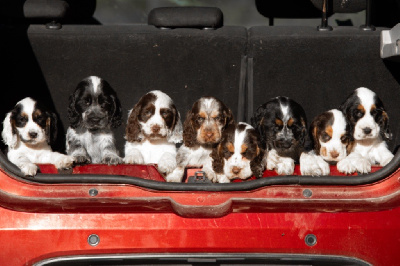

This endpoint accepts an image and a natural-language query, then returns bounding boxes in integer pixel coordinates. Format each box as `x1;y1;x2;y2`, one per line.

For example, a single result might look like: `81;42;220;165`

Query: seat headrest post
360;0;376;31
317;0;333;31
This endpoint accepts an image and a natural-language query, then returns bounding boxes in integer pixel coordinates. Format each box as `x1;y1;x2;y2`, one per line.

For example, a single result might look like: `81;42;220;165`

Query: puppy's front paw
74;155;91;165
124;154;144;165
157;153;177;175
381;154;394;167
20;163;38;176
55;155;75;169
165;167;184;182
354;157;371;174
103;154;123;165
217;174;230;183
300;153;330;176
266;150;279;170
337;158;357;174
202;166;217;183
276;157;295;175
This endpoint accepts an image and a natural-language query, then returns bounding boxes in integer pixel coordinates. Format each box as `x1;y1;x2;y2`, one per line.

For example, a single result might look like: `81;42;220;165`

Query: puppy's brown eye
197;117;205;123
144;110;152;116
340;135;349;144
320;132;331;142
161;111;170;118
214;116;220;121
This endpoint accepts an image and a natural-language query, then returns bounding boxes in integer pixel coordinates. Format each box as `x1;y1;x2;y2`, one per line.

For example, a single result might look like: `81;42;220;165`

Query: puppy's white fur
124;90;182;175
2;97;74;176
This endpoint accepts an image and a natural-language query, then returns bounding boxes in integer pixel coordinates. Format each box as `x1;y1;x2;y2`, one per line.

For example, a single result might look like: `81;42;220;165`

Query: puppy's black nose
363;127;372;135
29;132;38;139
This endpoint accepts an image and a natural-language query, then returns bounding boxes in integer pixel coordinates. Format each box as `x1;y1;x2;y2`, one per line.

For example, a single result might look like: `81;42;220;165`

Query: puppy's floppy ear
45;111;58;145
211;143;224;174
251;147;265;179
2;112;18;149
125;103;143;142
250;109;267;150
183;110;197;147
222;105;235;129
310;118;321;155
110;92;123;129
168;105;183;144
67;89;81;129
380;111;392;141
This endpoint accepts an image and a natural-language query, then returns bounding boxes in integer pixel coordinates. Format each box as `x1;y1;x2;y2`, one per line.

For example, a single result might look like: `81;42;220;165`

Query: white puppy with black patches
124;90;182;176
251;96;309;175
338;87;393;174
2;97;74;176
66;76;123;165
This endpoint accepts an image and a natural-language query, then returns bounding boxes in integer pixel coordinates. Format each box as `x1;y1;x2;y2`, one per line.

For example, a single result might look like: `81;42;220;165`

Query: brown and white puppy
124;90;182;176
166;96;235;182
2;97;74;176
300;109;352;176
337;87;393;174
206;122;264;183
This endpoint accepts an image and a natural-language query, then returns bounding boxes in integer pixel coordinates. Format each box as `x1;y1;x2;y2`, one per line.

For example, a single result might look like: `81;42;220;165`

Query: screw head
89;188;98;197
303;189;312;198
305;234;317;246
88;234;100;246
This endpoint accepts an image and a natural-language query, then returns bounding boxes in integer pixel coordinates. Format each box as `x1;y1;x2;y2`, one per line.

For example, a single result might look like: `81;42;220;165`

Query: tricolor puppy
300;109;352;176
66;76;123;165
206;122;264;183
124;90;182;176
337;87;393;174
251;96;308;175
2;97;74;176
166;96;235;182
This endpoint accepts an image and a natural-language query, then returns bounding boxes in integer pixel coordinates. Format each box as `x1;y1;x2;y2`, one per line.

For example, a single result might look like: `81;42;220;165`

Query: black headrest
0;0;96;23
0;0;68;20
310;0;366;13
148;7;223;29
256;0;322;18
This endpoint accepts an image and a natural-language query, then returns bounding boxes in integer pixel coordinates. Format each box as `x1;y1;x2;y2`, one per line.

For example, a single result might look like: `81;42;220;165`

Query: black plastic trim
1;149;399;192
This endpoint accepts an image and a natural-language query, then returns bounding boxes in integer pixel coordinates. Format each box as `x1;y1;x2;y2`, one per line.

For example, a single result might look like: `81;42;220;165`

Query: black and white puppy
124;90;182;176
166;97;235;182
337;87;393;174
2;97;74;176
300;109;353;176
66;76;123;165
205;122;264;183
251;96;308;175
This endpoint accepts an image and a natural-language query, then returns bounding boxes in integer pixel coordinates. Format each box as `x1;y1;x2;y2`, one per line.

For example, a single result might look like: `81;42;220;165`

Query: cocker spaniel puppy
251;96;308;175
205;122;264;183
2;97;74;176
337;87;393;174
124;90;182;176
166;96;235;182
66;76;123;165
300;109;353;176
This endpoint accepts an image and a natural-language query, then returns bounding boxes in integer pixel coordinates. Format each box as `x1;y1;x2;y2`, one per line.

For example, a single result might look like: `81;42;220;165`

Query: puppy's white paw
202;165;217;183
354;157;371;174
165;167;184;182
337;157;357;174
20;163;38;176
276;157;295;175
157;153;177;175
266;149;279;170
300;152;330;176
124;153;144;165
54;154;75;169
103;154;123;165
380;154;394;167
217;174;230;183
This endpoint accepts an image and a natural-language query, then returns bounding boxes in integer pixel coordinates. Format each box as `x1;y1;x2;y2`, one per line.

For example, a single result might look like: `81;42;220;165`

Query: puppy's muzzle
275;139;292;149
